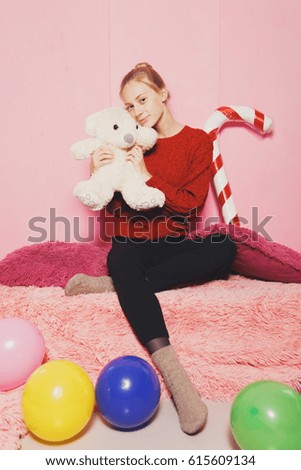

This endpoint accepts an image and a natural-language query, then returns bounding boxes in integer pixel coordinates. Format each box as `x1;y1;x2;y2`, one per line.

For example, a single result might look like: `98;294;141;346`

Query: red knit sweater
104;125;213;240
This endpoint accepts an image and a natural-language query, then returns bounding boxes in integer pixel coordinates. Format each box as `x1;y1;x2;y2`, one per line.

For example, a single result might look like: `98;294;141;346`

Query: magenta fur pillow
192;223;301;283
0;242;110;288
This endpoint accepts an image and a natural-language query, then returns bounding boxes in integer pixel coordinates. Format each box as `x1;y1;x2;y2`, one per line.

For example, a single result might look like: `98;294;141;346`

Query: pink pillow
192;223;301;283
0;241;110;288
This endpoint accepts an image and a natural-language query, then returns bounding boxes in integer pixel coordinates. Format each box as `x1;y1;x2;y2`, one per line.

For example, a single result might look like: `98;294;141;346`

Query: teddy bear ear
85;112;102;136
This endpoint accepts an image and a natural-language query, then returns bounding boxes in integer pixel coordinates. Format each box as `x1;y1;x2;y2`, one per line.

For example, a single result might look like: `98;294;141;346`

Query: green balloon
230;381;301;450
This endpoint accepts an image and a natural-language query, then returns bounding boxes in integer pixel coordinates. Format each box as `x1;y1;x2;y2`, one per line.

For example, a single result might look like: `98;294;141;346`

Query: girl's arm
146;135;213;215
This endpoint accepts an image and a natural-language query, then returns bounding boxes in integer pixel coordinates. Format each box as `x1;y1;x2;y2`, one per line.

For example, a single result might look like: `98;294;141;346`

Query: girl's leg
106;238;208;435
65;234;236;295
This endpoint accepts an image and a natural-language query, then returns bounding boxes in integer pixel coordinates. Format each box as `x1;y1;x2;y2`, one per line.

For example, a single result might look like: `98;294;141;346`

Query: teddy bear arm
70;138;102;160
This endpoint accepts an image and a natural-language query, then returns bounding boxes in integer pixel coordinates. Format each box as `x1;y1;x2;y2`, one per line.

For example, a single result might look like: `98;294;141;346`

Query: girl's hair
119;62;168;97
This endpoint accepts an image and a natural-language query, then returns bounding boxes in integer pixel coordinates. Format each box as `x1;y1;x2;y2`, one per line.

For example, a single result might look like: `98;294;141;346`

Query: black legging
107;233;237;345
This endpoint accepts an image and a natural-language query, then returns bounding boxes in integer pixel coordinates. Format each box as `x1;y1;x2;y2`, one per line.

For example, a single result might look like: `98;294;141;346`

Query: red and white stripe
203;105;273;226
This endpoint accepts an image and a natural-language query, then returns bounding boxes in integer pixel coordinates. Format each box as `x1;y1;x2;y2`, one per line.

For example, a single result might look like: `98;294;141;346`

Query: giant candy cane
202;106;273;226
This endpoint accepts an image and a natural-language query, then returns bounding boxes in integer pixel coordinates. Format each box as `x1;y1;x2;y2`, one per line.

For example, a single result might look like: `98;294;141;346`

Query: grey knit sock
151;345;208;435
64;274;115;296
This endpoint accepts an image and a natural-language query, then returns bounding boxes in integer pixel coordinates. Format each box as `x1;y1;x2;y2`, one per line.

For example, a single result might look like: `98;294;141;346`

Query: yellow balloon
22;360;95;442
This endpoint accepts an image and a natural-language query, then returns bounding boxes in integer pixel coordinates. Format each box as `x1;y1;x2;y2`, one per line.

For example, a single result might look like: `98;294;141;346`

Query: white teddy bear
71;107;165;211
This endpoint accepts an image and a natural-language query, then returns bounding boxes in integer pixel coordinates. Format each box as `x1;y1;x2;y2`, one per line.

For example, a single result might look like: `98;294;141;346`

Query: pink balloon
0;318;45;391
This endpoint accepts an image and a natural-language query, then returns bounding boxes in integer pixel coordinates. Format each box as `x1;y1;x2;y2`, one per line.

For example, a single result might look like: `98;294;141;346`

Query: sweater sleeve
145;131;213;215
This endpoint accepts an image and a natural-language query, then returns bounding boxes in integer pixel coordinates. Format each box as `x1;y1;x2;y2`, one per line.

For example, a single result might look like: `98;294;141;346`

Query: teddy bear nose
124;133;134;144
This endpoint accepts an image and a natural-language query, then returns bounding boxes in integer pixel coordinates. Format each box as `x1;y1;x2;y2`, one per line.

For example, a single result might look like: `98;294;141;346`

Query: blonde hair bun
134;62;152;69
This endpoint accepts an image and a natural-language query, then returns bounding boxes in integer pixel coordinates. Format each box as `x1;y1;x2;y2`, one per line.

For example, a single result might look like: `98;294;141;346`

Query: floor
22;399;239;450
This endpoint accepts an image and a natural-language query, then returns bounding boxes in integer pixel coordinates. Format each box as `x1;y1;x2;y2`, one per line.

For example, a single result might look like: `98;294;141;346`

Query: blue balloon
95;355;161;429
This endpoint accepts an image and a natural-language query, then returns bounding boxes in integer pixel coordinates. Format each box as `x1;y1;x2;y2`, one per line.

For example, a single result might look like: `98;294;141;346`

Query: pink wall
1;0;300;259
0;0;111;258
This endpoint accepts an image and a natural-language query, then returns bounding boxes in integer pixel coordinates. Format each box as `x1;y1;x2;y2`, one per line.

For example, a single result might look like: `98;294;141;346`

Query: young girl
65;63;237;435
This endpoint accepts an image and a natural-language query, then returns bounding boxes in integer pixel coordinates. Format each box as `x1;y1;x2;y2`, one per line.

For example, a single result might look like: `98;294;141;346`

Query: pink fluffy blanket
0;276;301;449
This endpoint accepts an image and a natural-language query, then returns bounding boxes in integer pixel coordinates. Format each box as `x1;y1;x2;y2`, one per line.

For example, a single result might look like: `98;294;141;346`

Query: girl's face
121;79;167;128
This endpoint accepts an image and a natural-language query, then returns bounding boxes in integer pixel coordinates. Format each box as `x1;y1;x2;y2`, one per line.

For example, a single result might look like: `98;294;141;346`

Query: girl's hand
126;145;152;182
90;145;115;174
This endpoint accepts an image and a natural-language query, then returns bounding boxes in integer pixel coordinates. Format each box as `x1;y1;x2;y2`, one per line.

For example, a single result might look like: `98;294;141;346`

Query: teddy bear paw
134;193;165;211
75;191;104;210
79;193;97;207
136;198;157;210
